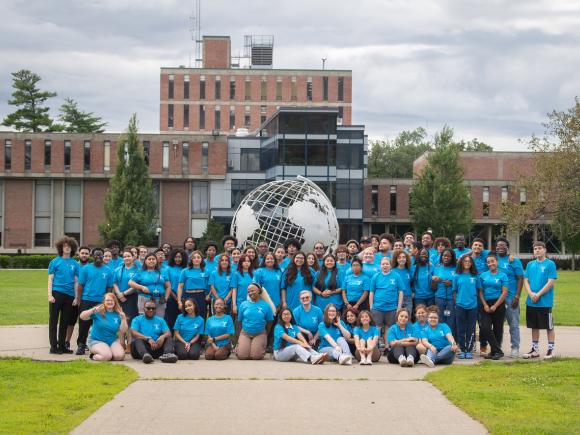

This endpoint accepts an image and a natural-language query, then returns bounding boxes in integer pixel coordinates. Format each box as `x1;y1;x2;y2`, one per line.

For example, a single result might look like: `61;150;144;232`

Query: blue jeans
427;345;455;365
319;337;352;361
435;297;457;338
415;297;435;308
505;298;520;350
402;296;413;315
455;306;477;353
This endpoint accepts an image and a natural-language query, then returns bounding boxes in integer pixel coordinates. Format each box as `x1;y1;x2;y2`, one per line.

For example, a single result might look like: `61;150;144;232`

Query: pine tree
57;98;107;133
99;114;156;246
2;69;57;132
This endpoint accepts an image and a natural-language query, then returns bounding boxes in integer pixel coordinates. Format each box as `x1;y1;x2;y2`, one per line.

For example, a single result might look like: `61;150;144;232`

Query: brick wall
83;180;109;245
160;181;190;245
4;179;33;248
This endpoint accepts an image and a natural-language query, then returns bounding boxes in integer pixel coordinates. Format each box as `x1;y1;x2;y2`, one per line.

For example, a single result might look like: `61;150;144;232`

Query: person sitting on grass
80;292;127;361
386;307;418;367
317;304;354;365
205;298;235;360
130;299;177;364
173;299;205;360
353;310;381;365
273;308;327;364
419;306;458;368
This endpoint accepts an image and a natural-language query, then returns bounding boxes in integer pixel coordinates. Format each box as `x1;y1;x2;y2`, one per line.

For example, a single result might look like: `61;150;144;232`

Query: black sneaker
75;345;86;355
65;341;71;350
491;352;503;360
142;353;154;364
522;348;540;359
545;348;555;360
159;353;178;363
49;347;63;355
59;347;74;354
89;353;95;360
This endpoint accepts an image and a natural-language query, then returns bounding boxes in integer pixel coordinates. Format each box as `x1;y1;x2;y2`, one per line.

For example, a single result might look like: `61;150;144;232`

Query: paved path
2;325;579;434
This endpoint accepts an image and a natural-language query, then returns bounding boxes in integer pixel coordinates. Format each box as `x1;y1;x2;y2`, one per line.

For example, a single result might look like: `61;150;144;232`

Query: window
230;77;236;99
162;142;169;170
483;186;490;217
201;142;208;172
64;140;71;169
307;140;335;166
336;143;363;169
83;140;91;171
336;180;363;209
35;180;51;247
231;179;262;208
191;181;209;214
276;77;282;100
168;74;174;99
390;186;397;216
44;140;51;169
143;141;150;166
182;142;189;174
199;105;205;129
323;76;329;101
291;77;297;101
245;78;251;100
520;188;527;205
152;181;160;219
215;76;221;100
214;106;221;131
24;140;31;170
4;140;12;170
0;181;3;245
337;106;344;123
183;105;189;129
240;149;260;172
183;75;189;99
244;106;251;128
260;106;267;125
229;106;235;129
64;181;81;243
306;77;313;101
502;186;509;202
261;77;267;101
104;141;111;172
338;77;344;101
168;104;174;128
371;185;379;216
199;75;206;99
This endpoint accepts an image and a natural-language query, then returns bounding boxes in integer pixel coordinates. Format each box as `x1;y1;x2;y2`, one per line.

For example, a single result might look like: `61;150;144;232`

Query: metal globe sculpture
232;176;339;253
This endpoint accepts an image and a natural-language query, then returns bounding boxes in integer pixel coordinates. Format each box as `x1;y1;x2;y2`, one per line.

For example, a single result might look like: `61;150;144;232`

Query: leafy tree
409;135;473;238
503;98;580;269
98;114;157;246
458;138;493;152
2;69;57;132
198;218;225;252
56;98;107;133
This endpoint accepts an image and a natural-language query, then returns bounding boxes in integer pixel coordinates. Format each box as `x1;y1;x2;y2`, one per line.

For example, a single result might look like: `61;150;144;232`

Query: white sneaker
399;355;407;367
366;355;373;365
311;353;325;365
359;356;366;365
338;354;349;365
420;354;435;368
406;355;415;367
510;348;519;359
545;348;555;360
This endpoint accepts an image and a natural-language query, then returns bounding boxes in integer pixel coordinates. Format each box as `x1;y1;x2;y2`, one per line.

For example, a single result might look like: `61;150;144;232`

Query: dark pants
164;297;180;331
49;291;74;349
436;297;457;339
456;306;477;353
183;292;207;319
174;341;201;360
479;299;506;354
68;304;79;327
77;300;99;346
387;344;419;363
131;337;175;359
347;299;369;311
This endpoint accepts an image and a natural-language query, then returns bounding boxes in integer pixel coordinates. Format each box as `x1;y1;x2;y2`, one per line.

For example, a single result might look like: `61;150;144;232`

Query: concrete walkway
2;325;579;434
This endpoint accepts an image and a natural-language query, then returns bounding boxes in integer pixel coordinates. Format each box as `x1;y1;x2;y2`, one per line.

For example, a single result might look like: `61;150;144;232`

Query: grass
0;269;578;326
0;357;138;434
426;359;580;434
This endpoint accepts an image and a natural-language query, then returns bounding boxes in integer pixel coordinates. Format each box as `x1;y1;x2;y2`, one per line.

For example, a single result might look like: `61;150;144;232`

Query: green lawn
0;269;578;326
426;359;580;434
0;358;138;434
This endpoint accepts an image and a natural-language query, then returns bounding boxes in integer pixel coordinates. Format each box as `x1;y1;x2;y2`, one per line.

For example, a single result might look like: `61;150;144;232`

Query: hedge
0;255;56;269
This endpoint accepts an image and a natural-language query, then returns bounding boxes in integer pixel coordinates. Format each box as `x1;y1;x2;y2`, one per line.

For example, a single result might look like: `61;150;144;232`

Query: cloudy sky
1;0;579;150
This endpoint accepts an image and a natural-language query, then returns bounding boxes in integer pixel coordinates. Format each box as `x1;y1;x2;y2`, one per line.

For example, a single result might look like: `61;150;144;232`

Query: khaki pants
205;343;232;360
236;331;267;360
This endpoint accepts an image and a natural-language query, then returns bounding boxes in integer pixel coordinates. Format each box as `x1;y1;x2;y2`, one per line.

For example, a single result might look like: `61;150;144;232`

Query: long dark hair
187;250;206;271
277;307;296;349
141;253;159;271
456;254;478;276
315;254;338;290
440;248;457;268
168;248;187;268
237;254;254;278
243;245;260;269
216;253;231;276
284;251;313;286
260;251;279;270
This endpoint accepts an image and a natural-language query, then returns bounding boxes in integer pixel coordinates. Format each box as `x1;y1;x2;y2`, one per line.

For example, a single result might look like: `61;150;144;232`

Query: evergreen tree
410;138;473;238
198;218;225;251
56;98;107;133
2;69;57;132
99;114;156;246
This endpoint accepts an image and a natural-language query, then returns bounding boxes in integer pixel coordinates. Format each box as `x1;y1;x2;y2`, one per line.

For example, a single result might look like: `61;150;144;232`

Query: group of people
47;230;558;367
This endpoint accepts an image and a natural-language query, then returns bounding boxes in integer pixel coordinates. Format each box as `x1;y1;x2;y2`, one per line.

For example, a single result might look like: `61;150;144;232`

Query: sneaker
142;353;154;364
89;353;95;360
65;341;71;350
480;345;488;356
159;353;178;363
49;347;63;355
420;354;435;368
366;355;373;366
406;355;415;367
491;352;503;361
59;347;74;354
359;357;366;365
399;355;407;367
458;352;466;359
522;348;540;359
510;348;519;358
344;355;353;365
545;348;555;360
338;354;349;365
311;353;326;365
465;352;473;359
75;345;86;355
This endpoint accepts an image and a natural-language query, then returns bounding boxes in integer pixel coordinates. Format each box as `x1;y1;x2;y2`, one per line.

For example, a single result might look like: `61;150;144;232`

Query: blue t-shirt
273;323;301;351
133;269;165;300
89;310;122;345
48;257;80;297
179;267;208;291
423;323;452;351
279;257;291;272
164;265;185;292
204;258;218;276
374;251;392;266
208;270;232;300
238;299;274;334
354;325;380;343
453;273;481;309
314;269;344;312
79;264;114;302
231;271;254;306
370;271;403;312
108;257;123;271
361;263;380;280
253;267;282;307
292;305;324;334
336;261;351;276
281;269;314;310
387;323;415;343
453;247;471;260
204;315;235;347
130;314;169;341
318;320;349;351
114;264;139;292
343;273;370;302
497;255;524;300
173;314;205;342
410;263;434;300
433;265;456;300
480;270;509;301
412;321;429;339
471;251;490;275
391;267;412;297
525;259;558;308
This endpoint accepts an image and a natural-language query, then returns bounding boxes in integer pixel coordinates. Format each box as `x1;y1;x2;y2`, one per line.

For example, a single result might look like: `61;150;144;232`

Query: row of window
260;141;363;170
168;75;345;102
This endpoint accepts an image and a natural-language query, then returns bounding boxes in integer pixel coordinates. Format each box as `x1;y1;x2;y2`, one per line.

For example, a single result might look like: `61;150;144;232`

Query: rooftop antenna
188;0;202;67
321;58;327;69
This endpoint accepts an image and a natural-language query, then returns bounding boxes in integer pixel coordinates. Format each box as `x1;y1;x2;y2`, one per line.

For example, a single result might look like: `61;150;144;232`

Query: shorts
371;309;397;329
526;306;554;330
87;337;107;349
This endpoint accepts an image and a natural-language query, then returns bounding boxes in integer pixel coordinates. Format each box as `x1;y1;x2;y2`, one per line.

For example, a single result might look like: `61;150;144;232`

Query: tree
56;98;107;133
2;69;57;132
409;134;473;238
503;98;580;269
98;114;157;246
198;218;225;251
